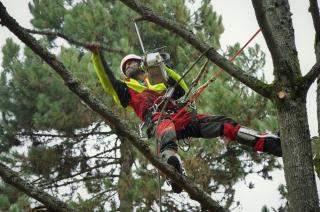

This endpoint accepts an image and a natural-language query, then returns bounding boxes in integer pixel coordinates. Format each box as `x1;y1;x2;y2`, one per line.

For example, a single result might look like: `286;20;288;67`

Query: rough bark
118;140;134;211
252;0;319;211
317;57;320;136
0;3;224;211
0;162;75;212
276;98;319;211
252;0;301;86
309;0;320;134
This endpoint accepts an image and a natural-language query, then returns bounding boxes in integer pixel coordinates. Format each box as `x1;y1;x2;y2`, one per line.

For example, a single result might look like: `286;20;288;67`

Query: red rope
172;28;262;121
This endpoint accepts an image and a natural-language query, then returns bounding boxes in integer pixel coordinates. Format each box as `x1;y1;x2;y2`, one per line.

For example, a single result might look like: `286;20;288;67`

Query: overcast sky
0;0;319;211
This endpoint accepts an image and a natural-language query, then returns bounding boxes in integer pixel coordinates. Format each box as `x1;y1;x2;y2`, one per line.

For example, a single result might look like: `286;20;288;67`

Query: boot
236;126;282;157
161;149;184;193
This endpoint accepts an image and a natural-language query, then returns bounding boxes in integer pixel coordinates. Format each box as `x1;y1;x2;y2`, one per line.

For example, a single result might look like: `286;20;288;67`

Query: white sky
0;0;319;211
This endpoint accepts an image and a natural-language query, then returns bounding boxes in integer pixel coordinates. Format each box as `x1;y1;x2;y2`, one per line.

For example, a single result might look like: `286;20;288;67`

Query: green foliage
0;0;281;211
27;145;63;178
0;194;10;210
0;40;97;139
0;182;31;211
29;0;67;30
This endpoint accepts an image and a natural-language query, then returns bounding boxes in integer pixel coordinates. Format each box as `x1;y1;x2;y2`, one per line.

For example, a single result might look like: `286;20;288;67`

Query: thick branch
301;0;320;88
0;162;74;212
119;0;272;98
301;62;320;89
0;3;223;211
309;0;320;43
252;0;301;85
25;28;126;54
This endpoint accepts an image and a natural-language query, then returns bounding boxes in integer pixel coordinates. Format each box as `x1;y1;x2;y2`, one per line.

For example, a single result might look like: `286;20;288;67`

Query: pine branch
35;149;120;186
119;0;272;99
0;162;75;212
0;3;224;210
24;28;126;54
43;173;119;190
39;161;120;188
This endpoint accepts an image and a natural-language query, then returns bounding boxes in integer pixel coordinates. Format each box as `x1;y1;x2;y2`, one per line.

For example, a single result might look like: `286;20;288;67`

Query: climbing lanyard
171;28;262;121
154;28;261;211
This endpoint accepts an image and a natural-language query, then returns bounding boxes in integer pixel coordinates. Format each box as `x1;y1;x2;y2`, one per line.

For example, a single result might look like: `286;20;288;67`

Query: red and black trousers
154;109;282;157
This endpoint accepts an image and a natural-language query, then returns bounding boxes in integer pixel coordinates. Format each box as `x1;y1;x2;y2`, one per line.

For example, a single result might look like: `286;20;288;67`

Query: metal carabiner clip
139;122;148;140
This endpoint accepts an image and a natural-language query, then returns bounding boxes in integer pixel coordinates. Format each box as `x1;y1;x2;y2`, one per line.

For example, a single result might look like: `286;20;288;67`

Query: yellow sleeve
165;67;188;92
91;53;126;108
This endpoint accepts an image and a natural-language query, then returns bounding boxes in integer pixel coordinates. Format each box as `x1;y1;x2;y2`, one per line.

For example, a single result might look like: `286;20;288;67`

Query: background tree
0;0;286;211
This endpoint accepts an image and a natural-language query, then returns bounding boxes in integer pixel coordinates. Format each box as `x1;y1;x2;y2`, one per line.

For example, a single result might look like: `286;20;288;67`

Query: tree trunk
118;140;134;211
277;97;319;211
316;33;320;135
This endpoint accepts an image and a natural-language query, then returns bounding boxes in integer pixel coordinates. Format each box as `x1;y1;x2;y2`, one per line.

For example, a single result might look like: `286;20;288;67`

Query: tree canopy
0;0;319;211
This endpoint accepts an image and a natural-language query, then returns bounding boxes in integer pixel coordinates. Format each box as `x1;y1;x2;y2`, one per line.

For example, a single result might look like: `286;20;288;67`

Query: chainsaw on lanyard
134;21;170;85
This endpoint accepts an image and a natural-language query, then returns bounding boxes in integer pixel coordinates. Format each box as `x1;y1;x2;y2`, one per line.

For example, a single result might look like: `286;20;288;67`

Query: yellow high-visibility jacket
92;52;188;121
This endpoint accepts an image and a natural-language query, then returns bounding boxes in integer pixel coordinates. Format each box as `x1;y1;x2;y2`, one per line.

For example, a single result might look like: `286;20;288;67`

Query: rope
172;28;262;120
183;59;210;102
153;48;212;212
154;28;261;210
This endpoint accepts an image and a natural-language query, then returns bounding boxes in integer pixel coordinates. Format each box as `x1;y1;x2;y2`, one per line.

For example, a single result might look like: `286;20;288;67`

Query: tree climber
87;43;282;194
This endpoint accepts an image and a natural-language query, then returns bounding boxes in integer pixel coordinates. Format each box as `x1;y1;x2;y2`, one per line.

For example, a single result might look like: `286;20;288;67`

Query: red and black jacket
91;51;188;121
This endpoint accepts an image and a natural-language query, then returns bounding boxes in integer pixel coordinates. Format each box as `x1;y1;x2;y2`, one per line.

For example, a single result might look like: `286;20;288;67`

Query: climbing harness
168;28;262;125
135;20;262;211
152;29;262;205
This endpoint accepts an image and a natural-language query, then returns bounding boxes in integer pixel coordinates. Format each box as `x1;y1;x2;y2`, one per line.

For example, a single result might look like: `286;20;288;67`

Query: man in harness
87;44;282;194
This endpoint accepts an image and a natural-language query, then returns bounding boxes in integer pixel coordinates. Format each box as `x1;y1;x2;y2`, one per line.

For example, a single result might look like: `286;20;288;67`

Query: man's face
125;60;140;71
125;60;144;80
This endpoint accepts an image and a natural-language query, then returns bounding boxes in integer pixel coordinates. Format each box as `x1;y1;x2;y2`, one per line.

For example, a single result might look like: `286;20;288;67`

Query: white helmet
120;54;142;77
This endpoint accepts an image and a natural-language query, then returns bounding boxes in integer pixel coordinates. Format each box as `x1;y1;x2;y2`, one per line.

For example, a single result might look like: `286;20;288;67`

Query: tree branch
24;28;126;55
119;0;272;99
0;162;74;212
251;0;301;85
0;3;224;211
38;156;120;187
43;171;119;189
301;62;320;89
309;0;320;43
18;131;113;138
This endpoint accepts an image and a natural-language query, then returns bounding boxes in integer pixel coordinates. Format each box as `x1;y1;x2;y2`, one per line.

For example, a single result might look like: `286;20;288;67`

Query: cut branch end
277;90;287;99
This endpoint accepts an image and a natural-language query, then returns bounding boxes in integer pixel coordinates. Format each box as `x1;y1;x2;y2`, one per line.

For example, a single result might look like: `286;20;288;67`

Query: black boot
236;126;282;157
161;150;184;193
262;136;282;157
